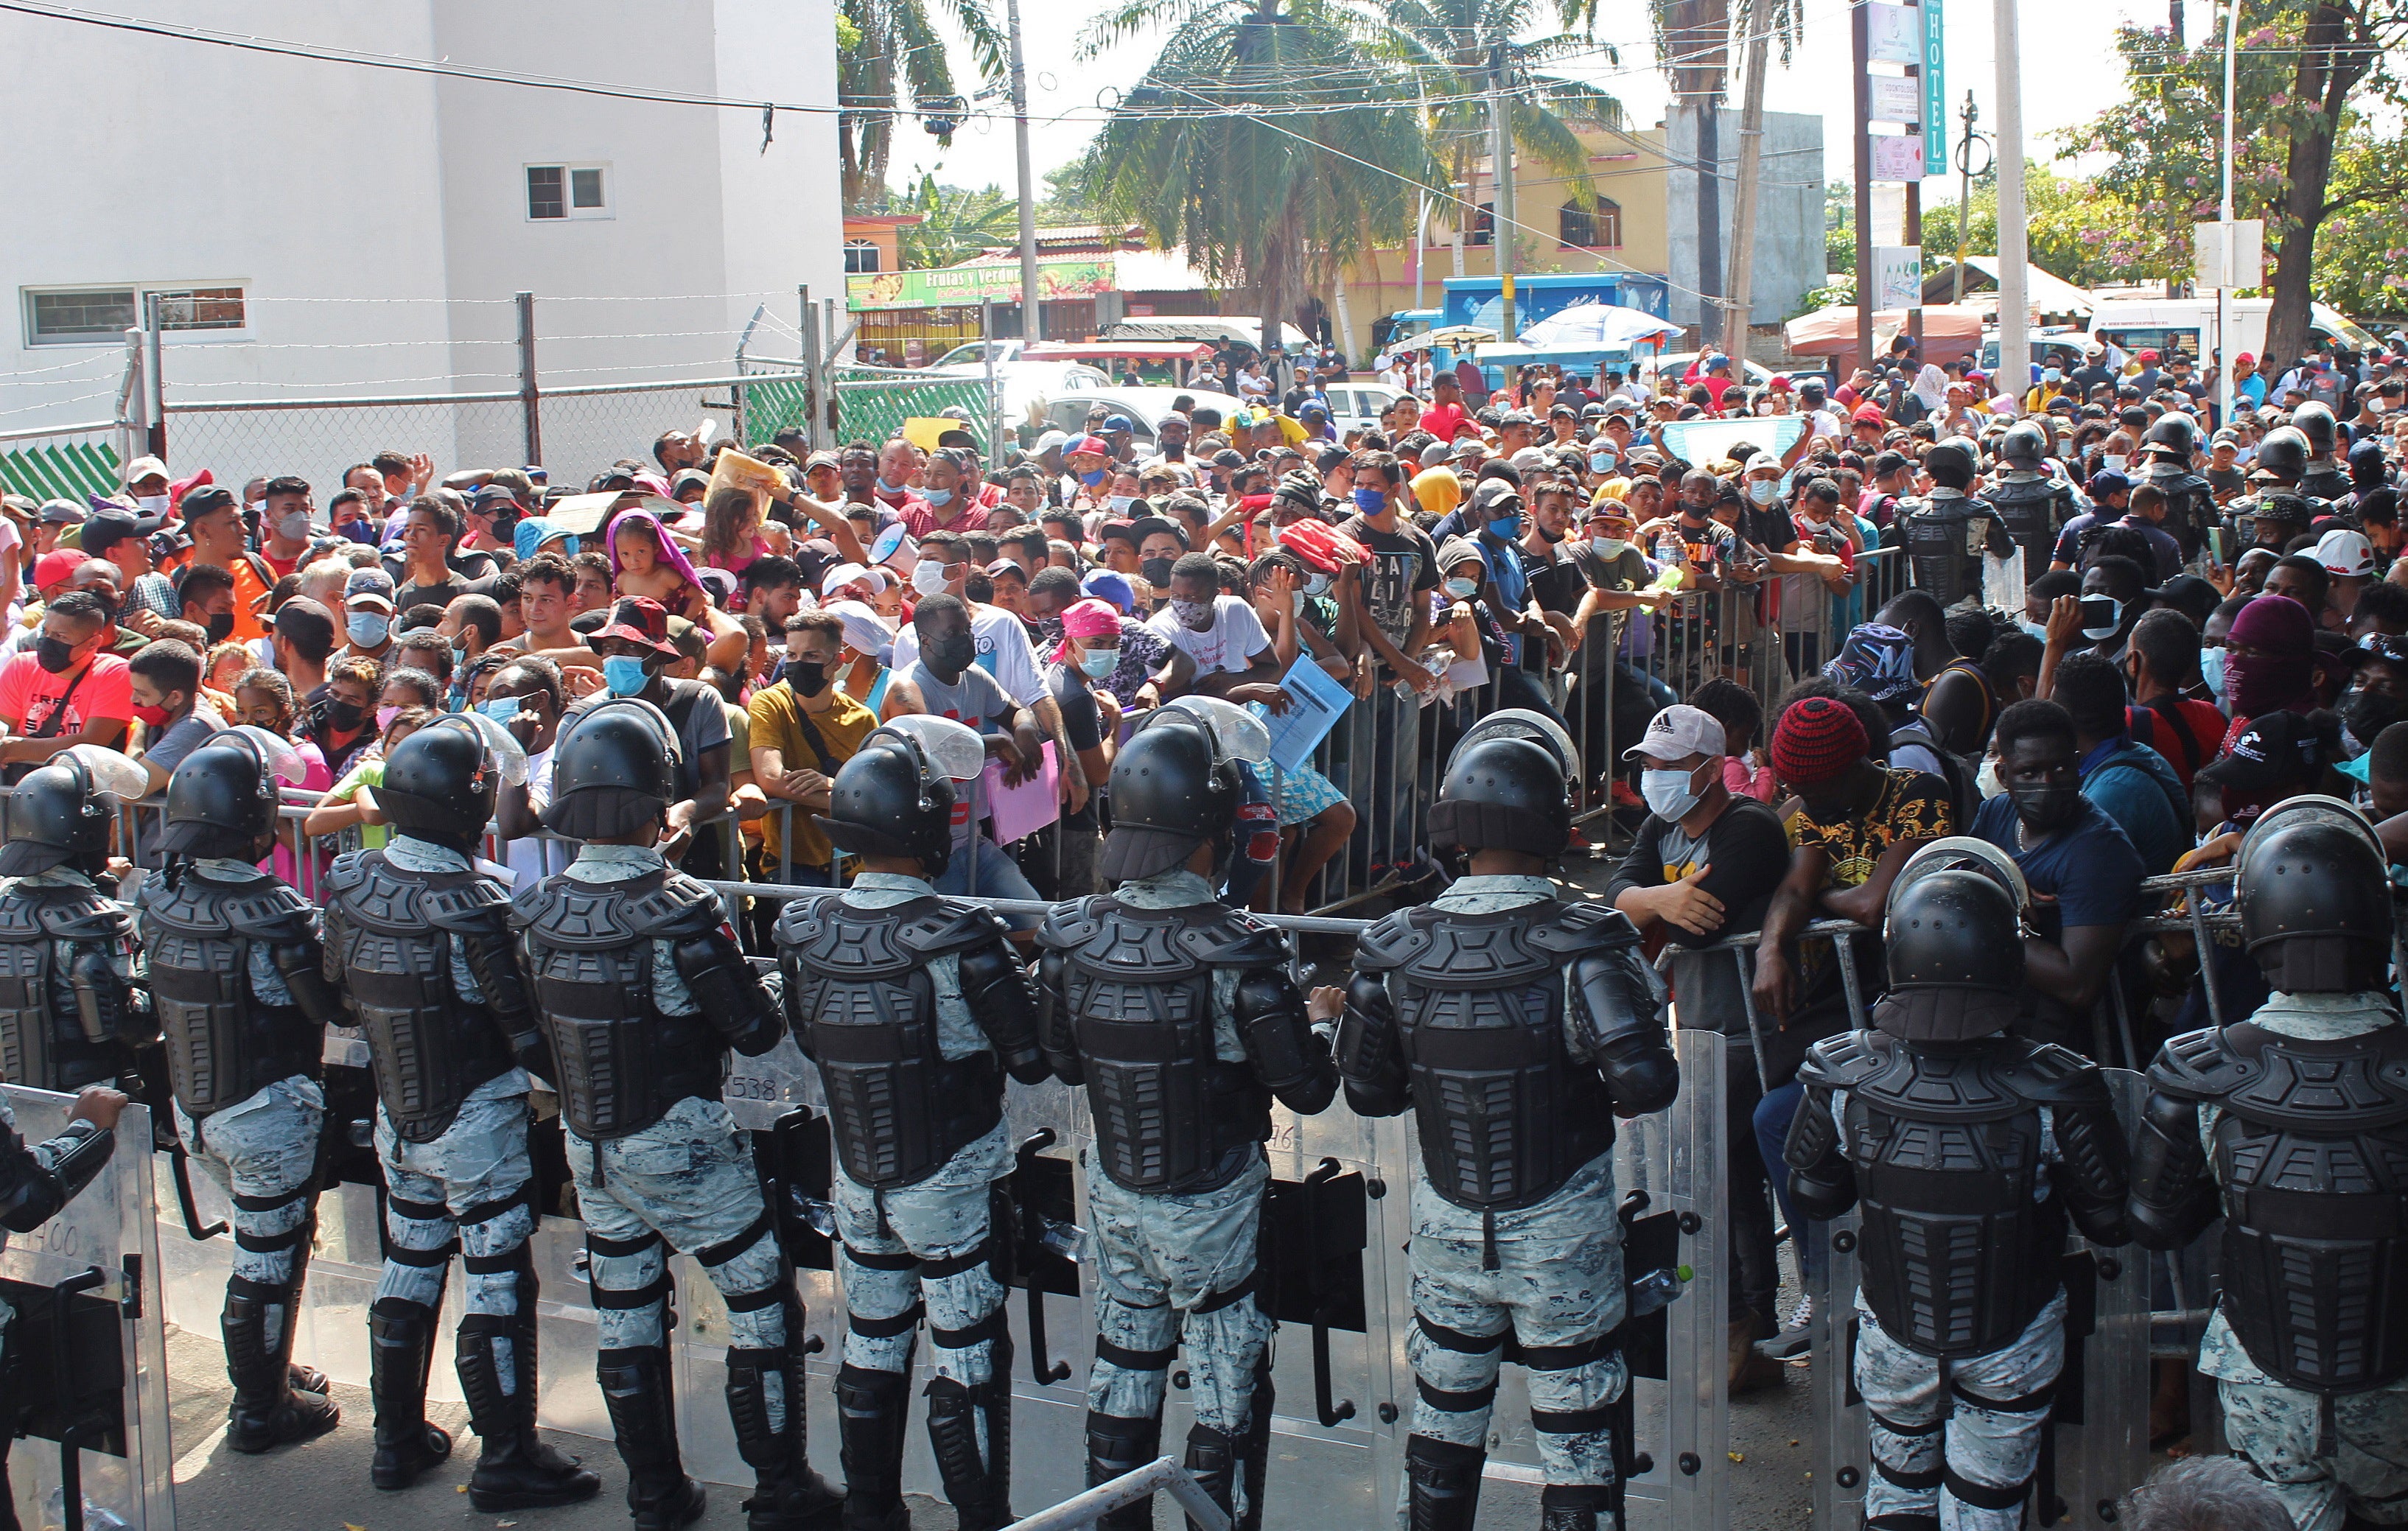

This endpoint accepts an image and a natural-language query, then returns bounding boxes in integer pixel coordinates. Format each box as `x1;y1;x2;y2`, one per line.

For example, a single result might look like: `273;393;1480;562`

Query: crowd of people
2;320;2408;1531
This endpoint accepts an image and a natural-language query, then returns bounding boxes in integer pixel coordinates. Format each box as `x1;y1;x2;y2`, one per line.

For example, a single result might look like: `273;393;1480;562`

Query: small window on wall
1467;203;1495;247
528;164;611;220
24;284;248;346
1560;200;1622;249
844;241;882;274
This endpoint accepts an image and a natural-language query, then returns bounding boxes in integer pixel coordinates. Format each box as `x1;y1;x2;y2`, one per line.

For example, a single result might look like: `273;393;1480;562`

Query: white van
2085;298;2379;366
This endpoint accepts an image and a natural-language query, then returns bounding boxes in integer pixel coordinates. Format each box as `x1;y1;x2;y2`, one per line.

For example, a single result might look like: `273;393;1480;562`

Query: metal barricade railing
1001;1456;1233;1531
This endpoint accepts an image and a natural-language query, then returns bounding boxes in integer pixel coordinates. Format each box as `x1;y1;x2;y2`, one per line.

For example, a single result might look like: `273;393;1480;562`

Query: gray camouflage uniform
0;865;142;1093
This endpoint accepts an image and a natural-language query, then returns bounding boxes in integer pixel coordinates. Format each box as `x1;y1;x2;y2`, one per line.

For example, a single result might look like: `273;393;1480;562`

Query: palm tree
1077;0;1439;354
1371;0;1628;277
838;0;1007;209
893;172;1025;267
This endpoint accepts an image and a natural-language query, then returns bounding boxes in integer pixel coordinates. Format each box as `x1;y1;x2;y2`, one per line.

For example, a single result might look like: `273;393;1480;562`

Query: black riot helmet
1922;438;1978;490
1875;866;2026;1041
1995;422;2047;472
1428;709;1578;859
159;732;282;859
542;699;681;841
2253;427;2308;485
2236;796;2395;994
379;716;500;852
0;753;113;876
1100;707;1242;883
816;724;959;878
2141;412;2200;469
2292;399;2339;458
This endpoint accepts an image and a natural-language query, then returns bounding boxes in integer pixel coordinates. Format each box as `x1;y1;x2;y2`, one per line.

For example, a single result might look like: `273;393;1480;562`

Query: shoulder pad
1350;907;1435;973
514;875;662;949
2146;1026;2252;1101
629;873;727;937
1035;895;1106;953
1526;899;1640;956
1796;1029;1892;1093
37;888;130;943
1179;905;1291;969
225;877;318;939
139;872;230;932
906;898;1013;956
324;852;372;902
421;872;512;933
0;893;41;941
1995;1039;2111;1105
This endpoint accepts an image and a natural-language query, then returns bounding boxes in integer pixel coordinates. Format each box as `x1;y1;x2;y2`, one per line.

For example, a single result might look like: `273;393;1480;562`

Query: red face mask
130;700;172;729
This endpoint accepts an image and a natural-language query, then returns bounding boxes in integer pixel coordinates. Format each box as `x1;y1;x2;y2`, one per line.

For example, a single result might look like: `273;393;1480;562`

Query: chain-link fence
737;360;1000;454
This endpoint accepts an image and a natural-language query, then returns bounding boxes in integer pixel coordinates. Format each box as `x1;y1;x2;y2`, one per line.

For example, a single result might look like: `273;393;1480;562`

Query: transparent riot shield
1808;1067;2155;1531
3;1083;173;1531
1438;1027;1726;1531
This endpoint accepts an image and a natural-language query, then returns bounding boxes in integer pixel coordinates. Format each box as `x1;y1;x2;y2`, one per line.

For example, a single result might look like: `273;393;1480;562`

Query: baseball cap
1624;704;1727;763
2317;528;2376;579
1068;435;1112;459
2197;710;2329;793
2355;631;2408;669
591;596;679;659
1032;430;1071;457
32;550;82;591
2137;349;2161;363
273;596;336;653
180;483;236;519
1126;514;1186;550
1080;570;1135;613
120;455;169;488
1102;416;1135;433
472;483;525;514
346;567;397;602
1824;624;1922;704
35;498;85;526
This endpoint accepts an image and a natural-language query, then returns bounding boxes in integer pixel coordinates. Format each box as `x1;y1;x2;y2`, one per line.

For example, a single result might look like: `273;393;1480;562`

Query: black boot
836;1364;911;1531
368;1297;453;1488
1406;1434;1486;1531
225;1270;340;1454
1182;1423;1237;1531
1085;1409;1162;1531
926;1328;1015;1531
601;1345;707;1531
1539;1482;1615;1531
1236;1352;1275;1531
459;1311;601;1511
727;1341;843;1531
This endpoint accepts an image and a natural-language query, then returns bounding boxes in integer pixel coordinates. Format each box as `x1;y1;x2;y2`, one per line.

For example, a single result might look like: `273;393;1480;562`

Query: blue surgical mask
347;612;389;646
1444;576;1479;598
1078;468;1107;488
1352;487;1387;513
1589;451;1617;473
1078;647;1119;678
2018;617;2048;642
1486;517;1519;540
602;655;650;696
1640;765;1704;821
924;487;955;507
478;695;522;723
2200;645;2227;704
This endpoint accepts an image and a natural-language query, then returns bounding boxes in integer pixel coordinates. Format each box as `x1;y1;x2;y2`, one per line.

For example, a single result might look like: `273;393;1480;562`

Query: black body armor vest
139;869;326;1117
323;849;517;1143
0;880;132;1093
511;867;732;1141
1899;492;1987;609
2149;1020;2408;1393
1983;477;2067;571
777;894;1012;1190
1351;901;1631;1211
1037;896;1289;1196
1797;1030;2087;1358
2300;463;2351;502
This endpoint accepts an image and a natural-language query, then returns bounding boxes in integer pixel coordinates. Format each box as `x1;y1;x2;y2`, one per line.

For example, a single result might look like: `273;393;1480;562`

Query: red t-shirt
1418;402;1470;441
2128;698;2232;790
0;650;133;743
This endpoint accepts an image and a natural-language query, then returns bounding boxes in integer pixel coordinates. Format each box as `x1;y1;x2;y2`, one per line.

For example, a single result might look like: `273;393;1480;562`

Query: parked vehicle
1040;386;1248;449
2084;298;2379;367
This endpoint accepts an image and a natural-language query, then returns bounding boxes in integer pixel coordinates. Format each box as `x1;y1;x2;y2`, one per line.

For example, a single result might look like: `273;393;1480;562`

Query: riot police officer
2293;399;2350;501
141;730;349;1452
2230;426;2315;555
1983;421;2078;579
2129;798;2408;1528
1785;857;2129;1531
777;716;1049;1531
0;750;147;1094
0;1082;125;1528
320;715;600;1508
1037;703;1338;1531
1897;437;1998;612
2136;413;2216;563
513;700;840;1531
1333;713;1679;1531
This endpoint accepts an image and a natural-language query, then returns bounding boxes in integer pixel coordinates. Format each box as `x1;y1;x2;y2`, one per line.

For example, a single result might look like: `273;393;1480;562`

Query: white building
0;0;844;491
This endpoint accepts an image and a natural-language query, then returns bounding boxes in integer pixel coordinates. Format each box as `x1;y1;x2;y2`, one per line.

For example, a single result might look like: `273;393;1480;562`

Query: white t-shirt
1146;595;1271;676
886;603;1046;707
508;743;570;891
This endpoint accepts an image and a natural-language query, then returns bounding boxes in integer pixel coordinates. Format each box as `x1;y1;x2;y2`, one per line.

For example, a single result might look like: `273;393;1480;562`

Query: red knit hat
1771;696;1869;791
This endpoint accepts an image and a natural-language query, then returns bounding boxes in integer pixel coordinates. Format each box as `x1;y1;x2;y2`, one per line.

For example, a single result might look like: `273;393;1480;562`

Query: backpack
1888;714;1981;829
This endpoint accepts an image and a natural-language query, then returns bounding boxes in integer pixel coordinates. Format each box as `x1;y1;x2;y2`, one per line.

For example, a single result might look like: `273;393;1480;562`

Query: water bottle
1625;1264;1693;1319
1654;530;1685;566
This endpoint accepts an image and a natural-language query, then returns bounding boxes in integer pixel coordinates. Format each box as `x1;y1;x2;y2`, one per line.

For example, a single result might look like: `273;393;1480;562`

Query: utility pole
1852;2;1873;375
515;290;542;469
1488;43;1517;339
1953;91;1980;305
1005;0;1042;343
1723;24;1771;366
1994;0;2029;408
2216;0;2239;425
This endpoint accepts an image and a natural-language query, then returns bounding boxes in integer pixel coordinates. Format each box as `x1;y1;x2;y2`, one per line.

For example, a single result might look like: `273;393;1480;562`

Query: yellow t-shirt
746;681;877;869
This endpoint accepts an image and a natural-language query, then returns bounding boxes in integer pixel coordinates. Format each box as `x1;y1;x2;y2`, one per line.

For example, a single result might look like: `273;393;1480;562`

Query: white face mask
2103;455;2127;473
135;494;169;516
910;560;951;596
1107;494;1136;514
1593;537;1629;558
277;511;312;542
1746;479;1780;506
1639;762;1709;821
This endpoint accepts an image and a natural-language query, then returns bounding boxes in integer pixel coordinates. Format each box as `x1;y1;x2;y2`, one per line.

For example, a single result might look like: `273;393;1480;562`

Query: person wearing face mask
126;639;215;803
564;598;732;874
0;591;132;785
2050;651;2194;876
1606;704;1793;1390
305;654;384;782
1063;435;1116;512
338;581;398;667
747;609;878;891
475;658;569;891
256;477;318;579
1146;553;1289;721
2339;632;2408;760
434;595;503;696
2118;609;2228;791
175;561;242;649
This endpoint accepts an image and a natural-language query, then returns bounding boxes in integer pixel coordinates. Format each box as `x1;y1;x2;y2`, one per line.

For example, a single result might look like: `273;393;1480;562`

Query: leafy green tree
839;0;1005;209
890;174;1024;267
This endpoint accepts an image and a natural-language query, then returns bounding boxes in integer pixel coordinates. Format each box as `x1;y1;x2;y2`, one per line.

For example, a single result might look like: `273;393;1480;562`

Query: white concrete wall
0;0;843;483
1664;108;1828;331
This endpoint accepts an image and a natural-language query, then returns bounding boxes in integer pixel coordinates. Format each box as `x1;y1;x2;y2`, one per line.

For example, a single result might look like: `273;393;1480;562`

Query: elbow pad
2051;1093;2134;1249
0;1119;112;1234
460;924;552;1081
1569;949;1680;1116
1782;1084;1858;1222
777;949;812;1054
961;939;1048;1085
671;929;785;1057
269;938;347;1026
68;945;134;1046
1235;967;1337;1115
2127;1091;2219;1251
1037;949;1082;1086
1334;970;1410;1118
